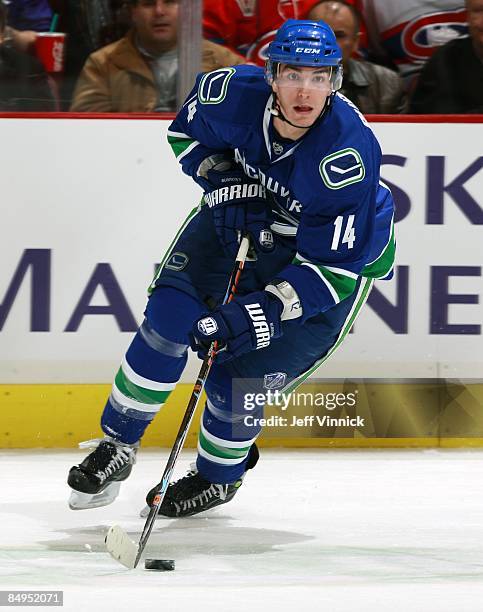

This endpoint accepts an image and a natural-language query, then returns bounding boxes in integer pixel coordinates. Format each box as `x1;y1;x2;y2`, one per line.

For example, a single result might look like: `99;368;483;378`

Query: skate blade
105;525;138;569
68;482;121;510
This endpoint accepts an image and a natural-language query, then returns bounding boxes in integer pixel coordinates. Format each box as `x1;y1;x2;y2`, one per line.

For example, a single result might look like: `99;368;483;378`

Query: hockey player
67;19;395;517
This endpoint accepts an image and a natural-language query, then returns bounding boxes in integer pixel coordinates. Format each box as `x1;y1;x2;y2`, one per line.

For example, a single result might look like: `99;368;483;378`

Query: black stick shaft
133;237;249;567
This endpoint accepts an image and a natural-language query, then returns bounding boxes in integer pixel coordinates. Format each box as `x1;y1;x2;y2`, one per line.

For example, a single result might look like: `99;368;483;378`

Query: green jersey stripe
198;431;251;459
281;277;373;395
115;368;171;405
318;267;357;301
201;416;259;448
301;262;340;303
167;134;197;159
293;257;357;302
197;442;249;466
362;222;396;279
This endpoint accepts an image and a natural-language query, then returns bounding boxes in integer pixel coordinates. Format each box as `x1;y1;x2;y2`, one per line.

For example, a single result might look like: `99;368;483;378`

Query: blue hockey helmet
265;19;343;91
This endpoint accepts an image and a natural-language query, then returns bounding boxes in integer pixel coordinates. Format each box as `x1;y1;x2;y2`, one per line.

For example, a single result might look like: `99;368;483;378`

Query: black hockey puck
144;558;175;571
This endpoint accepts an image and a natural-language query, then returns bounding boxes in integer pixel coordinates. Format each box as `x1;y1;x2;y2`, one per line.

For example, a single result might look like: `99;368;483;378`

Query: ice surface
1;449;483;611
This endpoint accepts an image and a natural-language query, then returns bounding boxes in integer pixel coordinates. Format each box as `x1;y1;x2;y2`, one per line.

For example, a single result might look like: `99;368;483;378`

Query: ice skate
145;464;243;518
67;437;137;510
143;444;259;518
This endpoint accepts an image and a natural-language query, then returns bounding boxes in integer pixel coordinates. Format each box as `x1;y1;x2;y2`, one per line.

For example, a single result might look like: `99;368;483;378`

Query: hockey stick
105;235;251;569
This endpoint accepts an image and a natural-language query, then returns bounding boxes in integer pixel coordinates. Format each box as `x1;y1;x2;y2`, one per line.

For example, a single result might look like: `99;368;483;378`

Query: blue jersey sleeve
275;137;395;321
167;66;268;190
168;88;233;190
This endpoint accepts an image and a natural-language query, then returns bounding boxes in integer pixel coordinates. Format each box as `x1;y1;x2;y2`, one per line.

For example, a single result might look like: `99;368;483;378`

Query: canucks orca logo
319;148;365;190
165;251;189;271
198;68;236;105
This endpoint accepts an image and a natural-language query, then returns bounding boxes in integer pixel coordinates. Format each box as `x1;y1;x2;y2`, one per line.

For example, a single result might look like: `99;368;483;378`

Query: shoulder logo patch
198;67;236;105
319;148;365;190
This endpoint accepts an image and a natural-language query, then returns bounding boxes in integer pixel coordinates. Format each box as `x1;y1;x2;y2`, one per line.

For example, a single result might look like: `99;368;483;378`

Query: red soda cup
35;33;66;73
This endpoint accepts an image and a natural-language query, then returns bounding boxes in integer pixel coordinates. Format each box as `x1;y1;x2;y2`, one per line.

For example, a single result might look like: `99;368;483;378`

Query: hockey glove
203;168;274;259
191;291;283;362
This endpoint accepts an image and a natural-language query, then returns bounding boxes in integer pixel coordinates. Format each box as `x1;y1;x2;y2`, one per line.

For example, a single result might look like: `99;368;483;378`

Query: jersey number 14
331;215;355;250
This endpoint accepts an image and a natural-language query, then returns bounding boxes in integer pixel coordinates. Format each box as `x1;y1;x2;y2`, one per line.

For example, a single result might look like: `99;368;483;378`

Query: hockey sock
196;367;261;483
101;287;203;444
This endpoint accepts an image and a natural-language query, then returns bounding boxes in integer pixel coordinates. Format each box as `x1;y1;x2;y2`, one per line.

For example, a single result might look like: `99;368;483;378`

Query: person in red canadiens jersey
202;0;359;65
409;0;483;113
360;0;468;84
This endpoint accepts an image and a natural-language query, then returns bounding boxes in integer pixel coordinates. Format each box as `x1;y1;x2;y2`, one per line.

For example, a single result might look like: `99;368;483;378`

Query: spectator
3;0;54;55
203;0;317;66
410;0;483;113
308;0;406;113
6;0;53;32
50;0;132;109
0;0;56;110
8;27;37;52
360;0;468;83
71;0;244;112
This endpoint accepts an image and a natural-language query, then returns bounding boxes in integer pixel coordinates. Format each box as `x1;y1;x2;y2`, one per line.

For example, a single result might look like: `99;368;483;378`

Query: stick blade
105;525;138;569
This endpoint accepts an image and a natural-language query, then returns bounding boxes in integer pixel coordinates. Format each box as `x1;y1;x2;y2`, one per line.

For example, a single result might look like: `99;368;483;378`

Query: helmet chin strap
270;92;333;131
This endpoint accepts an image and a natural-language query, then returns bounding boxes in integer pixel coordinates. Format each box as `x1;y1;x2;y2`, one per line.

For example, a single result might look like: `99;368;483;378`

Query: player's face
308;3;360;66
131;0;178;53
467;0;483;57
272;65;332;129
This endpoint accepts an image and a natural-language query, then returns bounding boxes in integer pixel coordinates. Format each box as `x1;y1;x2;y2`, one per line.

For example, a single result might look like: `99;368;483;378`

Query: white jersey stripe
177;139;201;162
167;129;191;139
324;266;359;280
121;358;176;392
197;442;248;465
111;384;162;413
200;420;258;449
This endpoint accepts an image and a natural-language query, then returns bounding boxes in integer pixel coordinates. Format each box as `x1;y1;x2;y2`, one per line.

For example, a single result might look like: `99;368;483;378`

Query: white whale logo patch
320;148;365;189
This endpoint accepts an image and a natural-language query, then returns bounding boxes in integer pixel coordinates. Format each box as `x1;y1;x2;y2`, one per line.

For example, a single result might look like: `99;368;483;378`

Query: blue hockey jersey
168;65;395;321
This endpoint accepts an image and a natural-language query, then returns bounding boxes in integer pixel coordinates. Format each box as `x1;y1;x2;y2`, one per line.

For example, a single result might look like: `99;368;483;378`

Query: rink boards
0;115;482;447
1;380;483;448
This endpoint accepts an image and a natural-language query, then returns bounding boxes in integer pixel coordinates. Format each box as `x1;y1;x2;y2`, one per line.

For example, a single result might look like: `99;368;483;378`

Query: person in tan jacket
70;0;244;112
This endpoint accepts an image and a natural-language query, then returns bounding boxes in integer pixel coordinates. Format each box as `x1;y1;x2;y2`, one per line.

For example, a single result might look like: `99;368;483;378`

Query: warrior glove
203;167;274;259
191;291;283;362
